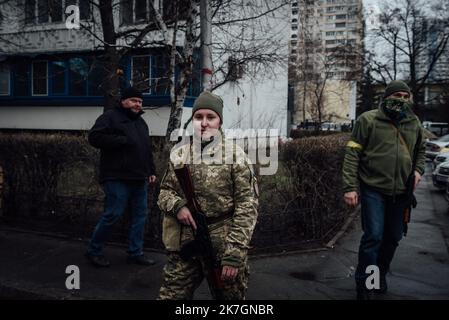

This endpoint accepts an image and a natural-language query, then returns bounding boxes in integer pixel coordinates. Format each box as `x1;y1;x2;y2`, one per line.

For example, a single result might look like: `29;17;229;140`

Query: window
25;0;35;24
122;0;152;25
14;63;30;96
135;0;148;23
88;60;106;96
66;0;91;21
336;14;346;20
335;22;346;28
79;0;91;20
121;1;133;25
38;0;49;23
51;61;67;95
49;0;63;22
122;0;173;25
69;57;88;96
0;63;10;95
32;61;48;95
152;55;170;95
292;25;298;30
162;0;190;22
132;56;151;94
25;0;90;25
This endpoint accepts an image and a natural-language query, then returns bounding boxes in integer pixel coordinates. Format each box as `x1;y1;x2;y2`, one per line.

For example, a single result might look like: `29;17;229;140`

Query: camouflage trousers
158;253;249;300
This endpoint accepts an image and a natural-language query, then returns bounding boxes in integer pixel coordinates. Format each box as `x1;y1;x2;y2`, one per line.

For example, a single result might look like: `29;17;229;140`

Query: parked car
432;149;449;170
321;122;340;131
423;121;449;136
432;161;449;189
425;134;449;161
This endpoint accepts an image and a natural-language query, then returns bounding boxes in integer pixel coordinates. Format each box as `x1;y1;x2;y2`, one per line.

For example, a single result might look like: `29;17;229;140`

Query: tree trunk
98;0;119;111
200;0;213;91
165;0;199;140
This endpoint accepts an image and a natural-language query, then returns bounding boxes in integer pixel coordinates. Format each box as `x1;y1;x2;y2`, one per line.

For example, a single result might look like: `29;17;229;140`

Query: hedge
0;132;352;252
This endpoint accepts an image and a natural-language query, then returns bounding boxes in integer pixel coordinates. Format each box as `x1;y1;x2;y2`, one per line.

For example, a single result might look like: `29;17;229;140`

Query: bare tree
209;0;290;91
369;0;449;116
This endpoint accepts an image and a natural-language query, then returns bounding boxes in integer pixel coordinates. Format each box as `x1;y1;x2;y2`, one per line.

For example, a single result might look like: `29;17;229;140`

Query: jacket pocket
162;214;181;251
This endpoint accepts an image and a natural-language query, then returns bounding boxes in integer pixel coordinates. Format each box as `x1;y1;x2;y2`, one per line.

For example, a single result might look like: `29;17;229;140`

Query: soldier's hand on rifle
344;191;358;207
221;265;238;281
414;171;422;191
176;207;197;230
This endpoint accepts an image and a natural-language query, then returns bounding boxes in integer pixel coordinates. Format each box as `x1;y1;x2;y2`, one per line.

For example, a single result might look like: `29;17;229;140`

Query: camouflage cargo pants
158;253;249;300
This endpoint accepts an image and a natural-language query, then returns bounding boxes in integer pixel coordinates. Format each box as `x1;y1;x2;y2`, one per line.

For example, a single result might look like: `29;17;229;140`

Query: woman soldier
157;91;259;300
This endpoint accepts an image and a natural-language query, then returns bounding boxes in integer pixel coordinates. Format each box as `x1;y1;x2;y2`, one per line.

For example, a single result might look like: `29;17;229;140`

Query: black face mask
382;98;411;121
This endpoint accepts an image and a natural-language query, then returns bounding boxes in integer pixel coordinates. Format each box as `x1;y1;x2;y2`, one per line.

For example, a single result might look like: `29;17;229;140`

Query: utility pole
200;0;213;91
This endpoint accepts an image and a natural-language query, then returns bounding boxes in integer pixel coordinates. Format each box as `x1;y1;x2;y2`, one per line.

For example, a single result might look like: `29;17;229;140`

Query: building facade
0;0;199;135
288;0;363;128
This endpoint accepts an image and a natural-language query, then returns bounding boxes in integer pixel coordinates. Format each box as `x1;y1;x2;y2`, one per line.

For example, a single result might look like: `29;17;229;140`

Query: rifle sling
390;123;412;159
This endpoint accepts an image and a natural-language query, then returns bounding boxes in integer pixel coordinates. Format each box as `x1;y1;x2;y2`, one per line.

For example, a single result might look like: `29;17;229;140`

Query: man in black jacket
85;87;157;267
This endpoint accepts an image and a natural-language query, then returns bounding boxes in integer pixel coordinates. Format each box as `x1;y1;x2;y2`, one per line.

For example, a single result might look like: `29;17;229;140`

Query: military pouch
161;214;182;251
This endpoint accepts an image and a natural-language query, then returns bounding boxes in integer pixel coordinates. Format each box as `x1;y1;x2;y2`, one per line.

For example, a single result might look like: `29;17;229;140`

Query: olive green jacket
342;106;425;196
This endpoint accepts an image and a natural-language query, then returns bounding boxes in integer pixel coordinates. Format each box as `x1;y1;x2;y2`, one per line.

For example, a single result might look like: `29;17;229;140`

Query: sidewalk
1;169;448;300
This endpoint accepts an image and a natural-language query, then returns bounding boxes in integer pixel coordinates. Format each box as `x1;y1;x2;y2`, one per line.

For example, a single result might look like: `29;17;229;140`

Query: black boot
85;252;110;267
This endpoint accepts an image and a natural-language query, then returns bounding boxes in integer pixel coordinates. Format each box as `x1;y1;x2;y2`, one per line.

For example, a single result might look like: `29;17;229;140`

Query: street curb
0;225;165;254
0;283;59;300
325;205;360;249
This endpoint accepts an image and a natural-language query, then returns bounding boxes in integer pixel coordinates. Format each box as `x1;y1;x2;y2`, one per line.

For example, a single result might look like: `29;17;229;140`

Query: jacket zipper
393;124;399;203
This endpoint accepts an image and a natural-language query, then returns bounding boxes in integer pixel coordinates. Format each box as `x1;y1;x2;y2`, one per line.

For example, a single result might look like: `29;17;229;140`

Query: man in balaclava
342;80;426;299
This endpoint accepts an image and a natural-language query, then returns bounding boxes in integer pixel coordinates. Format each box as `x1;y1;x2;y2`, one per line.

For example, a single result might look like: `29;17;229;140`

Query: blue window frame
50;61;68;95
1;51;201;107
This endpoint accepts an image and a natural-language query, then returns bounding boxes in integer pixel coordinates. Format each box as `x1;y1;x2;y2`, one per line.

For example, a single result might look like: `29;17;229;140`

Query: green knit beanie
192;91;224;123
384;80;411;98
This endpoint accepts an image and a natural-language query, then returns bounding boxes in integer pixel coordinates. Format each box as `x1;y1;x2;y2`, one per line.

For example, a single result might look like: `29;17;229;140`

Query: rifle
402;131;422;237
174;166;225;300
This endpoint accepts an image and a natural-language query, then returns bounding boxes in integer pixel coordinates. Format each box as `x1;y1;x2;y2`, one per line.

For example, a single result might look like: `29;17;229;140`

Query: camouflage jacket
158;138;259;268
